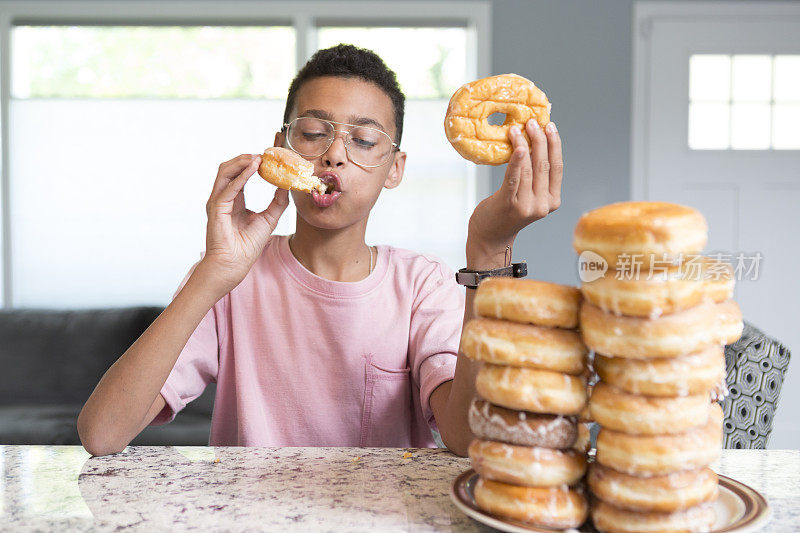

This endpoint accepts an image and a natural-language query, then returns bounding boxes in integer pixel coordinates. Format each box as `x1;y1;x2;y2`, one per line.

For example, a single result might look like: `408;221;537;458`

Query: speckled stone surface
0;446;797;532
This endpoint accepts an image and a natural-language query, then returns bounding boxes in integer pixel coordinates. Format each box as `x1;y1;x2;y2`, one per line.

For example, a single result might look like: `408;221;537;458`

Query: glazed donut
589;463;718;513
573;201;708;269
473;477;588;529
257;147;323;193
476;364;588;415
573;422;592;453
474;277;581;328
594;345;725;397
444;73;551;165
591;500;715;533
580;299;743;359
580;257;734;318
469;439;587;487
461;317;587;374
590;382;710;435
468;398;577;448
596;403;723;476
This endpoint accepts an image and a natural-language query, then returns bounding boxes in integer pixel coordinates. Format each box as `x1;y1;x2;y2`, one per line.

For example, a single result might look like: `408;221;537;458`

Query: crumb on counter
352;456;361;462
402;452;413;459
213;458;221;463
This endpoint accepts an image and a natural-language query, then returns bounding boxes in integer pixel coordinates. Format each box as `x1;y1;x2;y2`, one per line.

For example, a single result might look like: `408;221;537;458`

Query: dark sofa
0;306;215;446
0;307;790;449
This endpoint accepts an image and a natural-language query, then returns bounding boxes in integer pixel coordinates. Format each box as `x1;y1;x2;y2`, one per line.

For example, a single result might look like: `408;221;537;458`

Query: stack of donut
573;201;743;533
461;277;590;529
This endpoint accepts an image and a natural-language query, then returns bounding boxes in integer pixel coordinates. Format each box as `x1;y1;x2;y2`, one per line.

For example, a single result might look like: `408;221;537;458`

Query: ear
383;150;406;190
274;131;285;148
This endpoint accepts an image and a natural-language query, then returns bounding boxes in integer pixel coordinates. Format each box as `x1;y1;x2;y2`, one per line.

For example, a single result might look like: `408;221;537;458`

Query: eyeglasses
282;117;399;168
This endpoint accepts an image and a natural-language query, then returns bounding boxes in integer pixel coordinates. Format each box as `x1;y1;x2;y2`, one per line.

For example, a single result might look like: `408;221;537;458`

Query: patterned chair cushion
723;321;791;449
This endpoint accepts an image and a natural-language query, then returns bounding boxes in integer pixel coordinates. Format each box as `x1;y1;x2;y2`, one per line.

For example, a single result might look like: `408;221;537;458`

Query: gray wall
488;0;634;283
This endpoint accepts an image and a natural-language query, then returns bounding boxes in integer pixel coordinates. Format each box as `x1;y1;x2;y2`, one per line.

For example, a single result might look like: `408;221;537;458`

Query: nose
323;130;348;168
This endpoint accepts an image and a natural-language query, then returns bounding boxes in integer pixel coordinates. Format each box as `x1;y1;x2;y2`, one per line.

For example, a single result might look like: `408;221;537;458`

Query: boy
77;44;562;457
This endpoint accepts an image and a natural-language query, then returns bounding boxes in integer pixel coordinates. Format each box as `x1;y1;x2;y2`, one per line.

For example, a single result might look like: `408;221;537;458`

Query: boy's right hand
201;153;290;295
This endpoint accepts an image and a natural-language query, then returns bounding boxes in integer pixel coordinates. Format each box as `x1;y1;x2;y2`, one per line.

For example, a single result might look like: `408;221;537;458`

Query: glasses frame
282;117;399;168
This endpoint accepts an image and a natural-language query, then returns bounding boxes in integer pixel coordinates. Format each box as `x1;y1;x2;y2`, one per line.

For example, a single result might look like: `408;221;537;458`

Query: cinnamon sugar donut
476;364;588;415
580;257;734;318
591;500;716;533
573;201;708;269
257;147;323;193
594;345;725;397
596;403;723;476
469;439;587;487
461;317;587;374
468;398;577;448
474;477;588;529
444;73;551;165
589;463;718;513
474;277;581;328
589;382;710;435
580;300;743;359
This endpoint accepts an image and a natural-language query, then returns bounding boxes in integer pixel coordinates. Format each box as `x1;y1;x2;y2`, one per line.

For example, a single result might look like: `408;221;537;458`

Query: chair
722;321;791;449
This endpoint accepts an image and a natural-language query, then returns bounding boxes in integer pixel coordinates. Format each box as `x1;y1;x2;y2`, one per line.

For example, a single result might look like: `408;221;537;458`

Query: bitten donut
573;201;708;269
594;345;725;397
474;277;581;328
580;299;743;358
461;317;587;374
476;364;587;415
589;382;710;435
596;403;723;476
474;477;588;529
591;500;716;533
469;439;587;487
580;257;734;318
258;147;323;193
468;398;577;448
444;73;551;165
589;463;718;513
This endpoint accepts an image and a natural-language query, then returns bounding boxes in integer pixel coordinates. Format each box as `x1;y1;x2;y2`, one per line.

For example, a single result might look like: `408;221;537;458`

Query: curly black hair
283;43;405;146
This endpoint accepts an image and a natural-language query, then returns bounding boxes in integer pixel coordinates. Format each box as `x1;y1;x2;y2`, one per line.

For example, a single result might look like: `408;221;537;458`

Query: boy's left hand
466;119;563;264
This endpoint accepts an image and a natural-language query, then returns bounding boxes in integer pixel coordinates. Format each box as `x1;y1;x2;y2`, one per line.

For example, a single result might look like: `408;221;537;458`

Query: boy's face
275;76;406;231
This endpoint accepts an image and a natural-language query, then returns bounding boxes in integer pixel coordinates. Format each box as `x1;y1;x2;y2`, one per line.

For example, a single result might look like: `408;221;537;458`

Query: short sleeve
149;253;221;426
408;261;466;430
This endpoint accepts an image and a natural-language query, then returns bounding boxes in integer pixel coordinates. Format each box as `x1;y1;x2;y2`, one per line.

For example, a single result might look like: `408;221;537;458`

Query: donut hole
487;112;507;126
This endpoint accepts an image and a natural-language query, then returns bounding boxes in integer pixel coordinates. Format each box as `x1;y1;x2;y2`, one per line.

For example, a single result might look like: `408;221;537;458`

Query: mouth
318;171;343;194
311;171;343;208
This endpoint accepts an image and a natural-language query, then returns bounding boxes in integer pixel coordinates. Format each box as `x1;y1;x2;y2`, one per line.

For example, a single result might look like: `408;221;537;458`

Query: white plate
450;469;772;533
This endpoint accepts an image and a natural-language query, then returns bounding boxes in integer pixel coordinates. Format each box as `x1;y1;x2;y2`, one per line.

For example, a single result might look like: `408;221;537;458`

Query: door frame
630;1;800;201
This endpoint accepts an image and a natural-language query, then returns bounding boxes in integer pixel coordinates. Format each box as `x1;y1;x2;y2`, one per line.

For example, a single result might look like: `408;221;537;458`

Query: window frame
0;0;492;307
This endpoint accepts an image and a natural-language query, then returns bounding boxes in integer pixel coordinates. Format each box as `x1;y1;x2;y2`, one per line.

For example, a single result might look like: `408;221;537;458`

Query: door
634;4;800;449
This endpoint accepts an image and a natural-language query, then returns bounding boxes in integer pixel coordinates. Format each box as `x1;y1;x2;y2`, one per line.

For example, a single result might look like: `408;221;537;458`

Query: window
0;2;488;308
9;25;295;307
688;54;800;150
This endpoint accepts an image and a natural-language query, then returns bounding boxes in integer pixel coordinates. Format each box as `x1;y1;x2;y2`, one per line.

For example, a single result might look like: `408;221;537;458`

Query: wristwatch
455;262;528;289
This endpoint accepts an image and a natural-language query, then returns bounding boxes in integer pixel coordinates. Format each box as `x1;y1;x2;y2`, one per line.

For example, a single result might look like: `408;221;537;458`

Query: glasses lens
287;117;333;157
347;126;393;167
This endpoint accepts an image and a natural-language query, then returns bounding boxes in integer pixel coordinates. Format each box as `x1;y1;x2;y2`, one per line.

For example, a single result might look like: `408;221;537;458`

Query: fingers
545;122;563;210
503;125;532;200
526;119;550;209
211;153;260;198
258;188;291;233
218;155;261;206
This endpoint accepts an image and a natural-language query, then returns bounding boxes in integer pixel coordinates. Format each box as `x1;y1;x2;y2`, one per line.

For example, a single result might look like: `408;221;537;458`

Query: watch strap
455;262;527;289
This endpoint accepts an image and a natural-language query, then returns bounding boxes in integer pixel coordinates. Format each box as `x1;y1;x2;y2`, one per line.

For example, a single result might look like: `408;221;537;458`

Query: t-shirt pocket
360;353;412;447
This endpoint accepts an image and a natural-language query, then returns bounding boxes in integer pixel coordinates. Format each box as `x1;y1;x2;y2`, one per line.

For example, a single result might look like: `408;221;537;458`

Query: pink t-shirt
150;234;465;447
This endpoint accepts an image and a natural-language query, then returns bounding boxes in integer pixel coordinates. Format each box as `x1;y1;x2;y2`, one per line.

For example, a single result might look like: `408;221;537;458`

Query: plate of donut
450;468;771;533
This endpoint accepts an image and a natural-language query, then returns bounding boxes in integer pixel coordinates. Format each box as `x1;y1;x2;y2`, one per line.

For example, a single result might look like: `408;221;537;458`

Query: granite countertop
1;446;798;532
